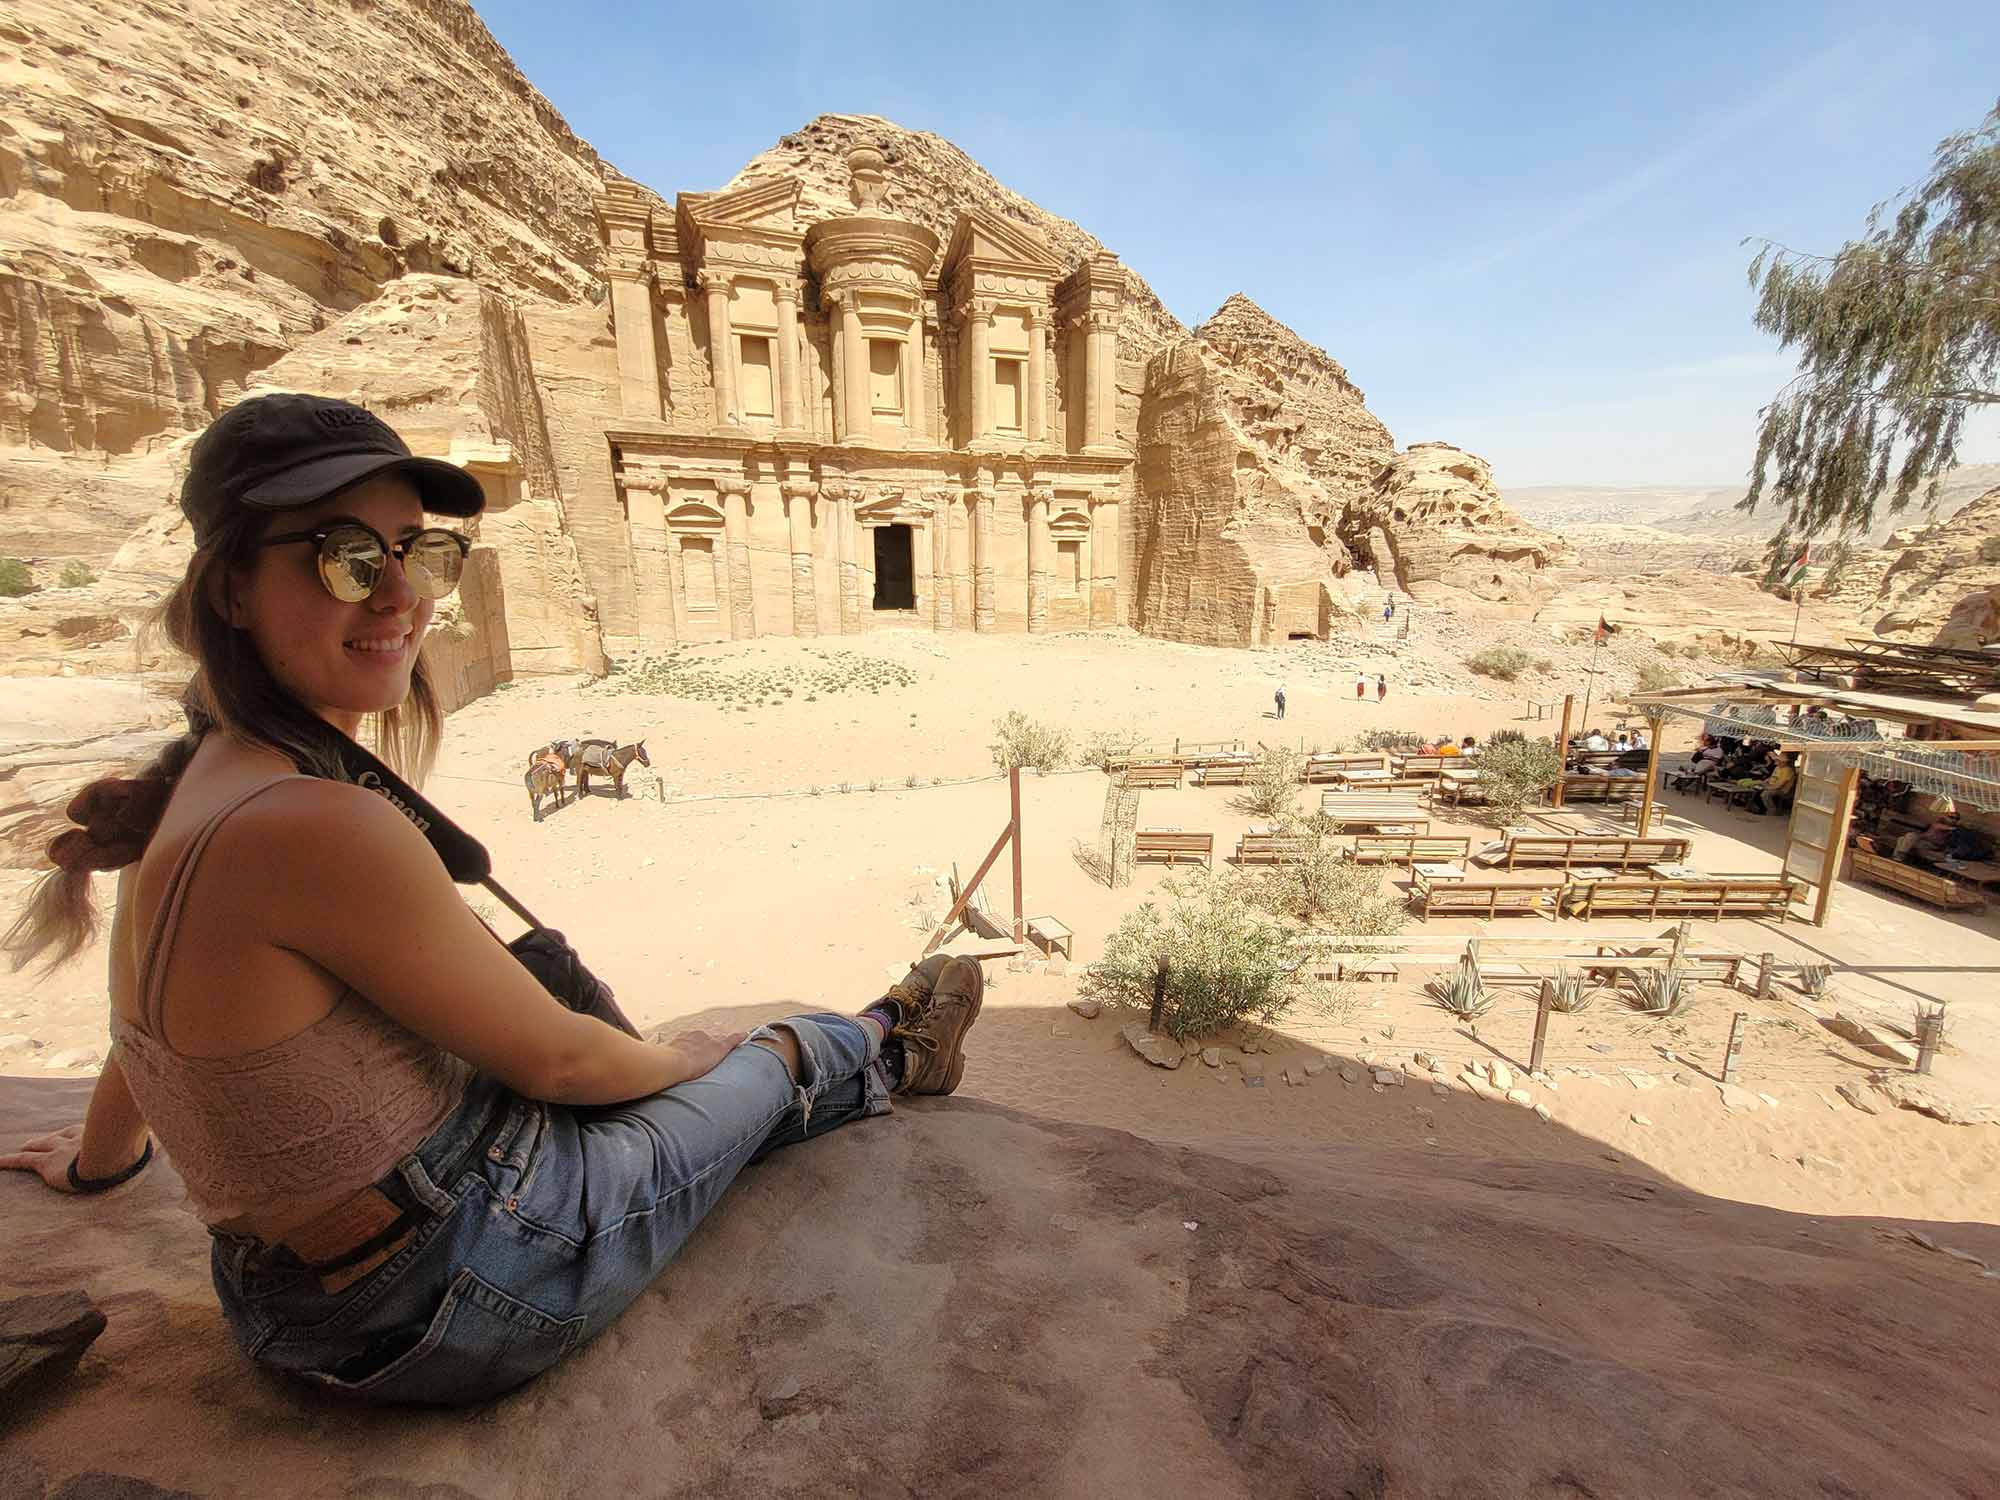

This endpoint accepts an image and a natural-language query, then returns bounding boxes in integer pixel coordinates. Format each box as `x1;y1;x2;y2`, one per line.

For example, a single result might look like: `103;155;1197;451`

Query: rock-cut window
869;339;903;415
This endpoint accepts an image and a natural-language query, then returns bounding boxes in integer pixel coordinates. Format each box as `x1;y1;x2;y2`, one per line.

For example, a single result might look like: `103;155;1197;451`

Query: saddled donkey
575;739;651;800
524;738;582;822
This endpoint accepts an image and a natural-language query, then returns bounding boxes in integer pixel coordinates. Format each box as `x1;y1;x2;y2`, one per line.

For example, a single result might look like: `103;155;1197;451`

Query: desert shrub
1546;963;1596;1014
1430;954;1494;1017
1078;725;1147;771
1487;728;1526;748
1981;537;2000;564
1251;818;1408;933
1477;737;1563;824
58;560;97;588
1628;966;1692;1018
1352;728;1427;753
1466;645;1535;681
1534;656;1556;673
1079;867;1304;1039
1634;658;1679;693
988;710;1071;772
1241;743;1305;820
0;559;32;597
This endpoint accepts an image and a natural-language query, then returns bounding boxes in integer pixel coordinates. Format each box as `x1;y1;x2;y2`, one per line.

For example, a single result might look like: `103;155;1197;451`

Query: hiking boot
877;954;952;1021
891;956;984;1095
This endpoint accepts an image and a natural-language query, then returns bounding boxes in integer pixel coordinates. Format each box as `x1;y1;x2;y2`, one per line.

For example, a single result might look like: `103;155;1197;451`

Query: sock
859;1005;905;1085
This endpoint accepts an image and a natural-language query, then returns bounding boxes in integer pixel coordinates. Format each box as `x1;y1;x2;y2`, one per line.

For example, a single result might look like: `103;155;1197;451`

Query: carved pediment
683;177;801;234
941;209;1062;284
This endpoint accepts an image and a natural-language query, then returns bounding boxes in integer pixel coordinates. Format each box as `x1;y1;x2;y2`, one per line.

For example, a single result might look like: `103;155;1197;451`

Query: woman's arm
0;1054;151;1192
234;782;742;1106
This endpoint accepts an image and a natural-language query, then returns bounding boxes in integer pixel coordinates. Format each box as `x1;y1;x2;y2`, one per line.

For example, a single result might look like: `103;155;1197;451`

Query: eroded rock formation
1815;484;2000;647
1343;442;1570;609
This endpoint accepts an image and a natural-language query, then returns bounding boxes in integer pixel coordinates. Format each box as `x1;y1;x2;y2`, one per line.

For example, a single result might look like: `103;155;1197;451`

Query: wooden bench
1234;832;1311;865
1849;848;1980;910
1562;877;1799;920
1352;833;1474;865
1581;943;1747;988
1026;916;1074;960
1556;774;1646;804
1502;835;1692;871
1392;754;1450;779
1135;829;1213;867
1122;762;1184;790
1412;873;1565;919
1192;760;1253;786
1304;752;1388;777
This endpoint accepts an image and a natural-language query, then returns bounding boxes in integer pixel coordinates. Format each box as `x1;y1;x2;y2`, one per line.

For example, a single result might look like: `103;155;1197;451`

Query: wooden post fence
1914;1007;1945;1075
1754;952;1775;1000
1723;1012;1748;1083
1551;694;1575;808
921;767;1027;956
1530;979;1554;1074
1635;713;1665;837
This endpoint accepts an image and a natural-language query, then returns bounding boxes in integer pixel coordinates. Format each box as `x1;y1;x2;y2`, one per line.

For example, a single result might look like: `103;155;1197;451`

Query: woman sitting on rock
0;394;983;1405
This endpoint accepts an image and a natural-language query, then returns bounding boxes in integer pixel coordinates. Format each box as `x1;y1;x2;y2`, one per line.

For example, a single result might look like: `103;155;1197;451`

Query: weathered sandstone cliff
1814;484;2000;648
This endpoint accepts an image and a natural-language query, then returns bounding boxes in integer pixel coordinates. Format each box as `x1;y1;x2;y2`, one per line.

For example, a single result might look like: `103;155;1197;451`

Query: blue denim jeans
210;1013;890;1405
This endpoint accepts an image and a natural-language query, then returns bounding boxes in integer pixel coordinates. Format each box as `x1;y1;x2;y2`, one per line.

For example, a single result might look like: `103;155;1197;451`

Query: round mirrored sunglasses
255;521;470;603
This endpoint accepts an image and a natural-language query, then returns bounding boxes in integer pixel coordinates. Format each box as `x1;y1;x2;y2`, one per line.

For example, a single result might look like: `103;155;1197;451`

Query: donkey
576;739;651;800
525;758;568;822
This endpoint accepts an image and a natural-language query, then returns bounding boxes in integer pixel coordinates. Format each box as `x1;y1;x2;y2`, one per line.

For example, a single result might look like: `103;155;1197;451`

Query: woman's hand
664;1027;748;1081
0;1123;86;1193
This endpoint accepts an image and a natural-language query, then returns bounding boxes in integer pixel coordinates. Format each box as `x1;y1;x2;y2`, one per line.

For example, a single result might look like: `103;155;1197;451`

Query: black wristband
67;1137;153;1194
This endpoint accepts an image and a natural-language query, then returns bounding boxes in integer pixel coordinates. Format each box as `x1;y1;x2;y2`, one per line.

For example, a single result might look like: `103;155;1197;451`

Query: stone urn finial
848;144;887;212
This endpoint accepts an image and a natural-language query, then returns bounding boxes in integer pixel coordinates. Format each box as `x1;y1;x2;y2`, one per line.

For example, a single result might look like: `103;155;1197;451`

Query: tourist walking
1383;597;1395;622
1376;672;1387;703
1355;671;1367;701
0;393;986;1407
1274;685;1286;720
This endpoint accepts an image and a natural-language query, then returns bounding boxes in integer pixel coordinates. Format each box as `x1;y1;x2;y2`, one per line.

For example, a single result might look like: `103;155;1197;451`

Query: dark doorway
873;524;915;609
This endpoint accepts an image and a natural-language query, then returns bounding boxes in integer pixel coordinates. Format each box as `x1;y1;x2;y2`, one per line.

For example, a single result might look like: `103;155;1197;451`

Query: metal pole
1723;1011;1747;1083
1009;766;1024;944
1530;978;1553;1074
1580;638;1602;741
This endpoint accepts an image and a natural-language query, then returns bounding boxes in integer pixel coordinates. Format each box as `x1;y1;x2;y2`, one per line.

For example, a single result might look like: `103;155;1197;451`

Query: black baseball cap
180;393;486;548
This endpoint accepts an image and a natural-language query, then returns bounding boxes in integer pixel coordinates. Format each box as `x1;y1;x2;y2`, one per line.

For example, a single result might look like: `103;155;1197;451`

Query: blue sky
477;0;2000;489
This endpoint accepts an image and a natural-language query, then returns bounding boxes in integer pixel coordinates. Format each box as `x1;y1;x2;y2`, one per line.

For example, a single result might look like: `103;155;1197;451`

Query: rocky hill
1814;484;2000;648
0;0;611;558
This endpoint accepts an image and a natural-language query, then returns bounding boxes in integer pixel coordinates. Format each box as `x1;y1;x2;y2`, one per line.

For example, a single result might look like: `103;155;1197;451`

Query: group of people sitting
1565;726;1650;777
1688;733;1795;814
1411;735;1478;758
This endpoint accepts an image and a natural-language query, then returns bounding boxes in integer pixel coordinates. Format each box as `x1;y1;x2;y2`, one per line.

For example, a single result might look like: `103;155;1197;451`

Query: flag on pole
1781;542;1811;588
1593;615;1616;645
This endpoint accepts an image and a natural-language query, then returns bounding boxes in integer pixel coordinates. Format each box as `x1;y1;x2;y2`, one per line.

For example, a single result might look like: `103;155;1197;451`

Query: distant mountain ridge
1504;465;2000;544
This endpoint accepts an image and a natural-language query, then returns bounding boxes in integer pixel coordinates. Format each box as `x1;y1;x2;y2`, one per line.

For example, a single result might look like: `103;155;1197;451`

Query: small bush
0;559;33;597
1628;967;1692;1018
1546;963;1596;1014
1250;819;1408;933
1981;537;2000;564
57;560;97;588
989;711;1071;773
1079;867;1306;1040
1634;659;1679;693
1533;656;1556;674
1487;728;1526;748
1430;955;1494;1017
1352;728;1427;753
1477;737;1564;824
1241;743;1305;820
1079;726;1146;771
1466;646;1535;681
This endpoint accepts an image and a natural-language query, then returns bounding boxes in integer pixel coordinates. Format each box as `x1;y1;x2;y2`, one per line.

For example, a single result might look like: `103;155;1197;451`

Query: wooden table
1411;861;1467;883
1649;862;1704;881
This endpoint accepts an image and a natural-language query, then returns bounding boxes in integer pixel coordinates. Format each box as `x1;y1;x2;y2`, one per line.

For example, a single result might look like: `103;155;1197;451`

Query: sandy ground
2;626;1995;1230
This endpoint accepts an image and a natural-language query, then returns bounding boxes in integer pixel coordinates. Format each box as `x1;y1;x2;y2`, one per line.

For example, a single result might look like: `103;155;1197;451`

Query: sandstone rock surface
5;1078;1999;1497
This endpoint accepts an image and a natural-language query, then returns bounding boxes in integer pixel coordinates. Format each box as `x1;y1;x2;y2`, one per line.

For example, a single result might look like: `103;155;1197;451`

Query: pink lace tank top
111;779;468;1237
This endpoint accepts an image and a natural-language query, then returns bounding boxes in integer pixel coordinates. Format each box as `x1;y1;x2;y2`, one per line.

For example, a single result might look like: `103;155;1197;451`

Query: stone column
906;319;926;439
967;302;993;443
948;488;973;628
830;483;862;633
1077;507;1094;627
926;488;955;631
971;486;996;632
608;268;662;420
1088;311;1116;449
1097;486;1122;626
622;472;676;648
782;480;817;637
774;281;803;431
827;296;847;443
700;270;737;427
1026;486;1052;633
841;293;870;442
1025;308;1047;444
718;477;755;640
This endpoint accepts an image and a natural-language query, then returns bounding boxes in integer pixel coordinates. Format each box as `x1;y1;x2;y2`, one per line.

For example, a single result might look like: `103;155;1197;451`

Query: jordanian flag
1781;542;1811;587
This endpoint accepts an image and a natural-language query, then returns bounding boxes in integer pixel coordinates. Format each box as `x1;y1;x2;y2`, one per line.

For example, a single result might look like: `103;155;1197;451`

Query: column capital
605;260;656;287
780;479;819;502
962;299;994;326
1026;484;1056;505
921;486;957;508
773;279;802;305
965;485;995;506
715;476;754;500
1024;304;1046;329
820;480;859;503
697;268;733;295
